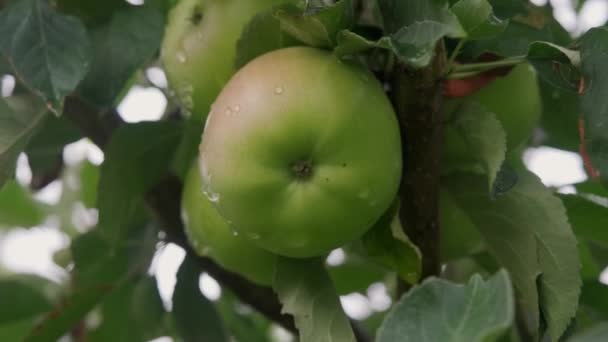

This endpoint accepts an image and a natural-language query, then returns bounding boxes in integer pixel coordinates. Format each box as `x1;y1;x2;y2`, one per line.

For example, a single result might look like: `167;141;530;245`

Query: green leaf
0;96;47;189
487;0;526;19
0;0;91;111
579;27;608;186
25;226;157;342
377;270;514;342
361;202;421;285
527;42;580;91
389;20;458;68
328;254;387;295
335;23;456;68
273;257;355;342
25;115;81;182
88;276;166;342
538;79;580;152
451;0;507;39
464;20;567;59
0;278;53;324
55;0;130;27
440;188;484;261
0;181;46;228
560;193;608;281
97;121;182;245
235;7;301;70
173;256;228;342
334;30;391;58
216;291;272;342
342;0;465;68
275;0;354;48
377;0;464;35
569;323;608;342
79;5;165;107
442;102;507;192
445;172;581;341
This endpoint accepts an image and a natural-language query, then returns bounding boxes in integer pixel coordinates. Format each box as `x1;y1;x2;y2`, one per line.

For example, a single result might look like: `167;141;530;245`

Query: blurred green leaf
235;7;301;70
173;255;228;342
98;121;182;245
445;172;581;340
0;181;46;228
377;0;463;35
451;0;507;39
0;96;47;189
276;0;355;48
89;276;166;342
377;270;514;342
440;189;484;261
338;0;466;68
579;27;608;187
0;0;91;111
273;257;355;342
25;115;81;182
216;291;272;342
539;79;580;152
328;255;387;295
79;5;165;107
527;42;580;91
25;226;157;342
442;102;507;192
362;202;421;285
569;322;608;342
56;0;130;27
0;278;53;324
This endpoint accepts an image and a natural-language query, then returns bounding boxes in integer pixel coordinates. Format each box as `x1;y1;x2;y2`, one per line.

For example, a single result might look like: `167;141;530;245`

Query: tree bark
390;43;447;290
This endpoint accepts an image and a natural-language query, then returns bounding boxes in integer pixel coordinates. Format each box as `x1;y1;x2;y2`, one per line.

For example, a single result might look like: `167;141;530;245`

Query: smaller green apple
443;64;541;170
467;63;541;152
181;163;276;286
161;0;289;121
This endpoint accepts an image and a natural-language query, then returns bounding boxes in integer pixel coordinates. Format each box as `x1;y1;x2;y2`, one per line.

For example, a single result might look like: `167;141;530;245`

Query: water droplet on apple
233;105;241;113
205;191;220;203
274;86;284;95
224;106;233;116
358;189;370;199
247;233;261;240
177;51;187;63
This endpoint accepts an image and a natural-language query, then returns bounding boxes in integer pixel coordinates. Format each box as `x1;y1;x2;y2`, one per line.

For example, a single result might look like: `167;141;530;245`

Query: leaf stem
451;56;526;74
446;39;466;72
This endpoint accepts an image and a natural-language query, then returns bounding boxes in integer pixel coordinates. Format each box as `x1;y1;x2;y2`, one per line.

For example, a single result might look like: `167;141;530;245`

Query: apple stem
390;42;447;294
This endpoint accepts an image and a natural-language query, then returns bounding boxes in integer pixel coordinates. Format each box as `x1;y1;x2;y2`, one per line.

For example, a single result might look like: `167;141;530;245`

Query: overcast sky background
0;0;607;341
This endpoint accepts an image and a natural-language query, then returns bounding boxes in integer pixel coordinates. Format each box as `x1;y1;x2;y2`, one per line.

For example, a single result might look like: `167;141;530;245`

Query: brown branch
390;43;447;291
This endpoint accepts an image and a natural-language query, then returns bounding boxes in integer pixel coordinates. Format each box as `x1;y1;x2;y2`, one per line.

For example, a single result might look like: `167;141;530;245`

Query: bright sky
0;1;607;340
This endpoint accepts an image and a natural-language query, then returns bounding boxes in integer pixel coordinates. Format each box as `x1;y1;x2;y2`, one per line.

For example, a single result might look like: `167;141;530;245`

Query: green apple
443;64;541;170
181;163;276;285
199;47;402;258
161;0;288;121
469;63;541;151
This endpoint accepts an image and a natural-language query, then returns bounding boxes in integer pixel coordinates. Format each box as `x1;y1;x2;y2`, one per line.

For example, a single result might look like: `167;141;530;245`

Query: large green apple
161;0;288;120
181;163;276;285
199;47;402;258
